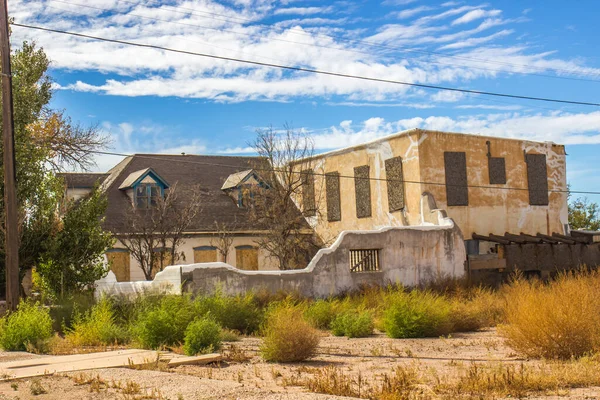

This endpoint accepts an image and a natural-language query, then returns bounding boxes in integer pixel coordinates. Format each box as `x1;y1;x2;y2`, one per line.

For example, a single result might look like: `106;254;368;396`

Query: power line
12;22;600;107
110;0;600;81
86;149;600;196
46;0;600;83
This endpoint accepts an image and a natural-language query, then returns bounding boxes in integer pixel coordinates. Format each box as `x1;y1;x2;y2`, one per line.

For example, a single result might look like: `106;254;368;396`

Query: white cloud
393;6;434;19
274;7;332;16
452;9;502;25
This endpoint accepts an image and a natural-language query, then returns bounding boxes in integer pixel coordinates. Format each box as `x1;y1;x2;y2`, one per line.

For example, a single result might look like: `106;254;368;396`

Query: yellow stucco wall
301;129;568;242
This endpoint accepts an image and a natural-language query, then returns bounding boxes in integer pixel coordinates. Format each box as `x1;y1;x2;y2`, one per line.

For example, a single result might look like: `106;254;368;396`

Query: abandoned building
295;128;568;250
61;154;302;281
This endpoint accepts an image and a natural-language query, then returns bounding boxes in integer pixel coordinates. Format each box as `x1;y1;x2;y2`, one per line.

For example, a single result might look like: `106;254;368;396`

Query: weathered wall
182;219;465;298
417;130;568;238
111;235;279;282
298;129;567;243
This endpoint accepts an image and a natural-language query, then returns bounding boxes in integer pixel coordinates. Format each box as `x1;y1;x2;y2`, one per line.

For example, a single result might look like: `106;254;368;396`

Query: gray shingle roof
101;154;295;234
58;172;109;188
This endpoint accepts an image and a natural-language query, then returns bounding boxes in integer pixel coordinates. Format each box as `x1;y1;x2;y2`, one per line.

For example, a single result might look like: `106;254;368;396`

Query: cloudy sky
10;0;600;200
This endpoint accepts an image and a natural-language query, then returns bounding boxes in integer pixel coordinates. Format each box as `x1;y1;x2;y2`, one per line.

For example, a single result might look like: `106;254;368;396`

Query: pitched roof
221;169;254;190
58;172;109;188
118;168;169;190
101;154;296;234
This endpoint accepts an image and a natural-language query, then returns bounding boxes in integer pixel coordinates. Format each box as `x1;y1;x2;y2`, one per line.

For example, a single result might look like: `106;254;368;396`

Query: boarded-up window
194;246;218;263
385;157;405;212
354;165;371;218
325;172;341;222
349;249;380;272
236;245;258;270
444;152;468;206
301;169;316;217
106;250;130;282
488;157;506;184
152;249;173;279
526;153;549;206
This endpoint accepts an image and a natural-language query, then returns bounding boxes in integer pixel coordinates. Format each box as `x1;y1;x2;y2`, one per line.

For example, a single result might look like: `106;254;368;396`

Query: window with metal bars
349;249;380;272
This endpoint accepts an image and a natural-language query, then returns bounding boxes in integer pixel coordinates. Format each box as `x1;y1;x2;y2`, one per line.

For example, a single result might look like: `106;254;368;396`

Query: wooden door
106;251;130;282
151;251;173;279
236;247;258;270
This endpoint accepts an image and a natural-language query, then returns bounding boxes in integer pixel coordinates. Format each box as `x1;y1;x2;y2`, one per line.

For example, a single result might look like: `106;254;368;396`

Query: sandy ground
0;329;599;399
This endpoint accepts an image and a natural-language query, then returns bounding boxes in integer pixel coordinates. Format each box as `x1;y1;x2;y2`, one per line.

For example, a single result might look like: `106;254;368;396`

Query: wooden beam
167;353;222;368
489;234;512;245
520;232;549;243
552;232;588;244
505;232;541;244
537;233;575;245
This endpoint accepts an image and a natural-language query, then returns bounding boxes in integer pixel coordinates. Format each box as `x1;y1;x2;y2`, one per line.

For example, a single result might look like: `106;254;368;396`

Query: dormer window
221;169;268;208
119;168;169;208
135;183;161;208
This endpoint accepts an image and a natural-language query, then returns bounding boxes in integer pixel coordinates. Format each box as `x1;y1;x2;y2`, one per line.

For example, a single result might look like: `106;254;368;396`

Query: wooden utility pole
0;0;19;311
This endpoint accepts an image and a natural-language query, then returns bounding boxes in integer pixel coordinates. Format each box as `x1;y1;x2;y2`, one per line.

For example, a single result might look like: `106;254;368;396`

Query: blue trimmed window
135;183;164;208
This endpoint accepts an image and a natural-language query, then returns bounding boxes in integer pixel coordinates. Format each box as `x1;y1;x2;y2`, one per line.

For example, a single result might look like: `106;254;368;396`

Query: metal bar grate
349;249;380;272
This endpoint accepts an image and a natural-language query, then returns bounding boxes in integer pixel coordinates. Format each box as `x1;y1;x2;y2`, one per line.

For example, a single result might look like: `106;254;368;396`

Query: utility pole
0;0;19;311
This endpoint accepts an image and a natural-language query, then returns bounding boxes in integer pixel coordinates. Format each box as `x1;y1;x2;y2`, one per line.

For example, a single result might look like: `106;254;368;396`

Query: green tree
38;187;114;297
569;198;600;231
0;41;111;298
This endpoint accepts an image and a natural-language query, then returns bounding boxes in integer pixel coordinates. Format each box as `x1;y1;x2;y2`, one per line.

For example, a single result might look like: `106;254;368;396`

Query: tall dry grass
499;270;600;359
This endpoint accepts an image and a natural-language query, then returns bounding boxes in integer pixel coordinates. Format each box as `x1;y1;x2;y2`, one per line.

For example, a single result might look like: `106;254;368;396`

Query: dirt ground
0;329;599;400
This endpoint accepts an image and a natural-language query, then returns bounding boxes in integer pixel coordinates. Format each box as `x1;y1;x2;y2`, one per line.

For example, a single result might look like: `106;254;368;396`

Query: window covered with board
444;152;468;206
525;153;549;206
325;172;341;222
385;156;405;212
354;165;372;218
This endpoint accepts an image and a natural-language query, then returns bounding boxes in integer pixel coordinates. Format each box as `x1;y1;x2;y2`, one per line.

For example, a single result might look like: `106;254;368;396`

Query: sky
9;0;600;202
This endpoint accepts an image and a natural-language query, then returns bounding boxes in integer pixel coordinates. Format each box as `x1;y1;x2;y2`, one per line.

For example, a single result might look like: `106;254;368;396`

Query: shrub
48;293;96;334
304;300;338;330
132;295;196;349
66;298;128;346
499;272;600;359
183;318;222;356
194;293;263;334
260;306;320;362
382;290;452;338
0;301;53;351
450;288;505;332
330;311;374;338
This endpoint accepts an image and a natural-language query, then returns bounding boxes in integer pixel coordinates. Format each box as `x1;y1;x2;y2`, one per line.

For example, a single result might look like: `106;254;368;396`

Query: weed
0;301;53;351
499;271;600;359
29;379;47;395
382;291;452;339
10;382;18;391
221;328;240;342
194;292;263;334
66;297;129;346
304;299;338;330
183;317;222;356
225;344;252;363
305;366;363;398
330;311;374;338
260;305;320;362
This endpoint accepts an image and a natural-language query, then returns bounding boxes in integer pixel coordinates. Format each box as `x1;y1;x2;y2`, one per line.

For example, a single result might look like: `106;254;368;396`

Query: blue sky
10;0;600;202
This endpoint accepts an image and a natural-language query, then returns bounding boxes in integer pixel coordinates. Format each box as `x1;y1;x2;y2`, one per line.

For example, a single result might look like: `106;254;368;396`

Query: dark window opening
135;183;162;208
444;152;468;206
349;249;380;272
301;169;316;216
354;165;372;218
488;157;507;184
526;153;549;206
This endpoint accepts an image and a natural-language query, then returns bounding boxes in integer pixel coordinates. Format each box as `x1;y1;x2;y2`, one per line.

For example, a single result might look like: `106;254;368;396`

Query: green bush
48;293;96;334
132;295;196;349
194;293;262;334
330;311;374;338
66;298;128;346
260;305;320;362
304;300;338;330
382;291;452;338
0;302;53;351
183;318;222;356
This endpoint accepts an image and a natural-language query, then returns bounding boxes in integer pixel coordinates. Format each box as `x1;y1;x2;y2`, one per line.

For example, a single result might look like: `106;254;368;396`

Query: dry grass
499;271;600;359
260;305;321;362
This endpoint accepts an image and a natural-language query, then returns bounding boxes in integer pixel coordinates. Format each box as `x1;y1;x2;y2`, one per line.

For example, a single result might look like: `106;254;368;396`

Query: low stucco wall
95;217;466;298
183;218;465;298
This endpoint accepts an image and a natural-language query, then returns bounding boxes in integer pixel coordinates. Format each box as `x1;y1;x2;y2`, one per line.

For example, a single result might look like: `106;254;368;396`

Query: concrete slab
0;349;159;380
167;353;222;367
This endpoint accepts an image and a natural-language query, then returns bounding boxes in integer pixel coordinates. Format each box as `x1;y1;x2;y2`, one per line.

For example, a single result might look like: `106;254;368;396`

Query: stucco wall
183;218;465;298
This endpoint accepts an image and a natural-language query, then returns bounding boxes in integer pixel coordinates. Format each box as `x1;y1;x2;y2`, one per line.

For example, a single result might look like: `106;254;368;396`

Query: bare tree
29;109;110;171
210;221;236;263
119;182;202;280
249;125;324;270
